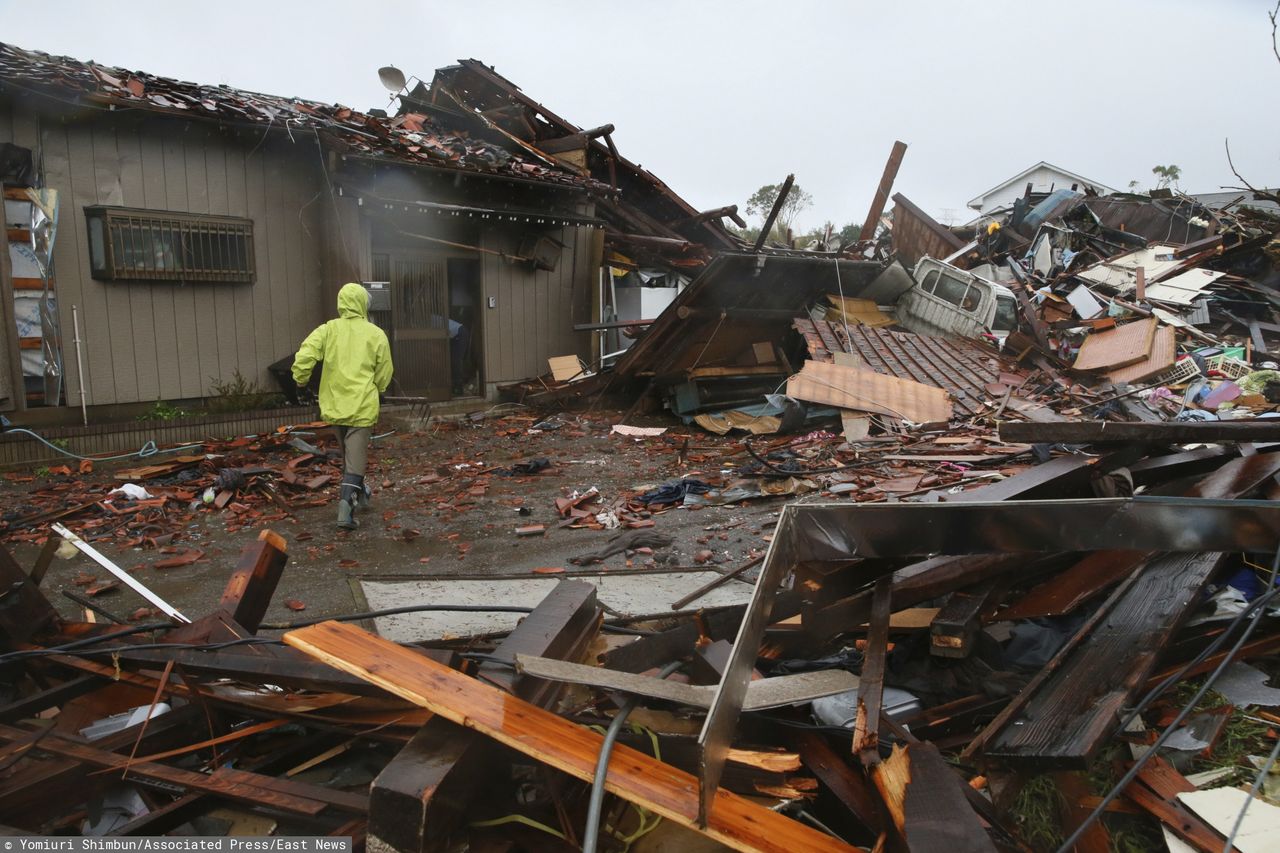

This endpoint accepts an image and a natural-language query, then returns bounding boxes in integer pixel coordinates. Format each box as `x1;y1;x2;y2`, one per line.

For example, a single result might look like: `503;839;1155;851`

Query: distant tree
837;222;862;244
745;182;814;241
1127;179;1142;192
1151;164;1181;190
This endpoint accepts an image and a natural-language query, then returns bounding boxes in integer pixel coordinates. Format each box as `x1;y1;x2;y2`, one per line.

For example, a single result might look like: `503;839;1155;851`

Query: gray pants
335;426;371;477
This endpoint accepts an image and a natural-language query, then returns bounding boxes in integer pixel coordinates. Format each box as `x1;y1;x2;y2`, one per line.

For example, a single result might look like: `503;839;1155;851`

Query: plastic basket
1204;354;1253;380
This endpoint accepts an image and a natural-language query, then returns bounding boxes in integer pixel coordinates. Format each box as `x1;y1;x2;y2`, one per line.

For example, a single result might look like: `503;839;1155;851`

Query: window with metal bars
85;206;255;283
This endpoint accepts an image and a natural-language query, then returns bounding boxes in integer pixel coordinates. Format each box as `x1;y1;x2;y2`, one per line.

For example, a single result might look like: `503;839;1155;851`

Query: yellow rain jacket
293;283;393;427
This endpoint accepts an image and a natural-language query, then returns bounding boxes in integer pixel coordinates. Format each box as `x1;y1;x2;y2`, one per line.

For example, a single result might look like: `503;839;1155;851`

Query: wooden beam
999;419;1280;444
753;174;794;253
0;722;330;816
872;743;996;853
854;578;891;766
792;731;883;840
368;580;602;853
980;552;1226;768
285;621;855;853
858;141;907;242
219;529;288;633
0;541;59;649
929;580;999;658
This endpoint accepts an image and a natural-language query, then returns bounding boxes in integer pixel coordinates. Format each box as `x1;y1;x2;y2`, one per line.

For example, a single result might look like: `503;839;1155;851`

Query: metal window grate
85;206;255;283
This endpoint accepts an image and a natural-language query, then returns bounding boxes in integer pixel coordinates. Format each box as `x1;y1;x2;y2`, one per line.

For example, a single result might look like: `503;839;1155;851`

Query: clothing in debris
635;479;713;507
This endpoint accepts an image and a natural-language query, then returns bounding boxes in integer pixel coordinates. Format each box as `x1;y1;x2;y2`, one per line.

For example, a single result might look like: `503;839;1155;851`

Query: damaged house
0;46;742;416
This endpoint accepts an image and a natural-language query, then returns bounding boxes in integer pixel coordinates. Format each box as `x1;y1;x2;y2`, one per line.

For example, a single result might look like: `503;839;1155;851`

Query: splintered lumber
285;621;855;853
369;579;602;852
1072;317;1157;371
513;655;858;710
786;360;951;424
982;551;1225;768
806;554;1027;642
219;529;288;632
998;419;1280;444
854;578;891;766
997;452;1280;620
872;743;996;853
1123;757;1242;853
792;731;883;840
0;722;335;816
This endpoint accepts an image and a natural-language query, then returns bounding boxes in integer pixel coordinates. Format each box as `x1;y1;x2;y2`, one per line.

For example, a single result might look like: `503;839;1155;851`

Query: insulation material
786;359;951;424
1106;324;1176;385
1176;788;1280;853
8;242;39;278
1066;285;1105;320
1073;317;1158;371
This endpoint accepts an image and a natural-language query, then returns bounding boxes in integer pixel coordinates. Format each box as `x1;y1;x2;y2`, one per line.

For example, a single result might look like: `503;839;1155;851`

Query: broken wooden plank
997;551;1151;622
792;731;883;841
872;742;996;853
0;541;59;648
854;578;891;766
998;419;1280;444
369;579;603;853
982;552;1226;768
787;360;951;425
513;654;857;711
929;580;999;658
285;621;854;853
219;529;288;633
0;722;330;816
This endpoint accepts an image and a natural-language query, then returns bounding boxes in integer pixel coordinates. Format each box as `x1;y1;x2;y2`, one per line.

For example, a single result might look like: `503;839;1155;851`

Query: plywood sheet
1073;317;1157;371
548;355;584;382
826;295;894;328
284;621;855;853
787;360;951;424
1106;325;1176;385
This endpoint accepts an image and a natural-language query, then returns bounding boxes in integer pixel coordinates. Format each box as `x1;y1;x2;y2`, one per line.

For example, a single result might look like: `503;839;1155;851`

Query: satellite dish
378;65;407;92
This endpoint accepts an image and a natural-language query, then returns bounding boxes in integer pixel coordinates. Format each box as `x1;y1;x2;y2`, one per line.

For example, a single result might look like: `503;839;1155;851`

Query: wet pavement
1;410;777;629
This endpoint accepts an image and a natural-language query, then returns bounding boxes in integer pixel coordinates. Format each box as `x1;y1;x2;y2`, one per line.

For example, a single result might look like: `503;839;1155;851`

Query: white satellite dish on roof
378;65;407;93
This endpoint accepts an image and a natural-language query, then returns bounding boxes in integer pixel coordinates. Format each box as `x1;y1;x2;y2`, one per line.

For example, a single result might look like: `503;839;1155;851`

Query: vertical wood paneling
90;124;140;403
0;102;13;143
183;128;219;396
160;129;200;399
137;127;180;400
246;143;276;385
223;139;256;381
263;148;291;371
204;137;239;387
58;123;116;405
114;126;161;401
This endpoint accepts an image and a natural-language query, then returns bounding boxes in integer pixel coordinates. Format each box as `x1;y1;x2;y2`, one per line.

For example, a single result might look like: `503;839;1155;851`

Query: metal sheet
696;506;797;826
782;498;1280;561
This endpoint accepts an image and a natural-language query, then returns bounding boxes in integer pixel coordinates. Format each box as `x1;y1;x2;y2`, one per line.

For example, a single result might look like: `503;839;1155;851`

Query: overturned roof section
427;59;742;261
0;43;597;191
613;253;883;382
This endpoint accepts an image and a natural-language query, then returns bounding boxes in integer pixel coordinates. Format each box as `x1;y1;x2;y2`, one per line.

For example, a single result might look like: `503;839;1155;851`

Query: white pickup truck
895;257;1021;341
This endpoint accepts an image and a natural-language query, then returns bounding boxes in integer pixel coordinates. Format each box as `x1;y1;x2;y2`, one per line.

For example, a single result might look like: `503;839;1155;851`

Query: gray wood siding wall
479;224;599;385
39;117;328;406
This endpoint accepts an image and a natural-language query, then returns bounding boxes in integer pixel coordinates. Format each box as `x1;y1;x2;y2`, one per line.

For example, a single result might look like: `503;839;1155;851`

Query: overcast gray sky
3;0;1277;231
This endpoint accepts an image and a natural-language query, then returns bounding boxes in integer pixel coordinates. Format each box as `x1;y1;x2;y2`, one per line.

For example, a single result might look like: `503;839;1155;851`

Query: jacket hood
337;283;369;319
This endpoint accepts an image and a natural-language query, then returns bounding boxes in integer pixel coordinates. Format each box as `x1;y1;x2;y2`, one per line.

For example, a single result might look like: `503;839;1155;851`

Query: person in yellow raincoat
293;283;393;529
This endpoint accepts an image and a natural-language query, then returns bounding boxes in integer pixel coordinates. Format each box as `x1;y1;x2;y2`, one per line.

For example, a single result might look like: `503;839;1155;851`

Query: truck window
933;272;972;309
993;295;1018;332
920;269;940;293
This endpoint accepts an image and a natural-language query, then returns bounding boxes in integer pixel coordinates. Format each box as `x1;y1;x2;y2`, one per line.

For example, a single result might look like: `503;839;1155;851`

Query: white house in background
967;161;1118;216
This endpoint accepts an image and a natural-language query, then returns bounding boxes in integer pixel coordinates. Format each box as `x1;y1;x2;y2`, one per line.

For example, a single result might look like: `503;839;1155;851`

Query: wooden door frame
0;188;25;412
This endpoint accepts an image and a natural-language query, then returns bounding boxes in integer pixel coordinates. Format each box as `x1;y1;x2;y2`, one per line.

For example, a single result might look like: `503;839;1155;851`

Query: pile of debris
0;424;343;547
4;420;1280;850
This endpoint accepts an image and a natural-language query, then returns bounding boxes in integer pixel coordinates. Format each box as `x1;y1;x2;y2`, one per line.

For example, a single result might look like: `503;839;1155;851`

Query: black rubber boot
337;473;364;530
